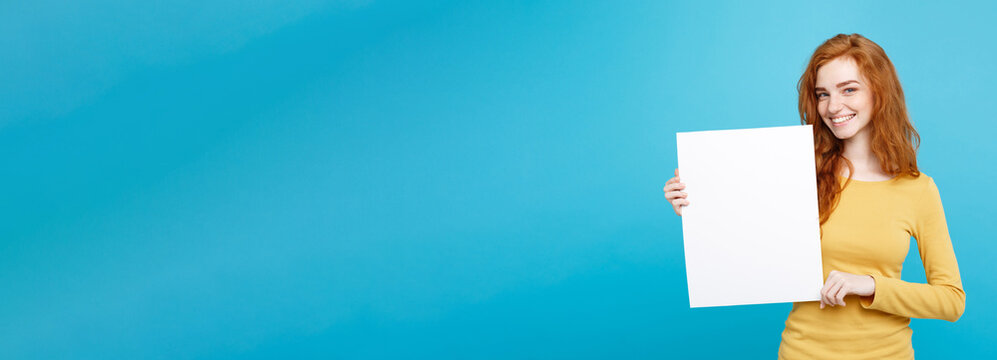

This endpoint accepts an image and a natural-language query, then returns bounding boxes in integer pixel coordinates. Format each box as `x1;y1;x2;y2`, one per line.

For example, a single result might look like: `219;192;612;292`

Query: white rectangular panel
676;125;823;308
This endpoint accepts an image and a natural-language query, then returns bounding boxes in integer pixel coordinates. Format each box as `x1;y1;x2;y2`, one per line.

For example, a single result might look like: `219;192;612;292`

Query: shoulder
904;172;945;211
887;172;941;206
898;172;937;190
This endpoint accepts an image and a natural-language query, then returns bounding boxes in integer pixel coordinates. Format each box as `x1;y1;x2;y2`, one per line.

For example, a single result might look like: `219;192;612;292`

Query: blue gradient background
2;1;994;358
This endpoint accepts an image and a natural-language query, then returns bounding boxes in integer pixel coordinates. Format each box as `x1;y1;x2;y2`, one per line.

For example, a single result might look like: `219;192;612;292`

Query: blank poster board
676;125;823;308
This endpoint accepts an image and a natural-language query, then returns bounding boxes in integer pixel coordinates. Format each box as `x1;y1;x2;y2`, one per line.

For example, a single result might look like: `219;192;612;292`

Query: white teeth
831;114;855;123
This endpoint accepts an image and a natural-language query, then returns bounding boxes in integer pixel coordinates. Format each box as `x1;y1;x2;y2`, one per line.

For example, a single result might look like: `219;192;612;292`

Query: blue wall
2;1;994;358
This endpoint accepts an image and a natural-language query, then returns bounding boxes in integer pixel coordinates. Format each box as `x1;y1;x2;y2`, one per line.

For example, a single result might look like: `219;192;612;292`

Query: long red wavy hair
798;34;921;225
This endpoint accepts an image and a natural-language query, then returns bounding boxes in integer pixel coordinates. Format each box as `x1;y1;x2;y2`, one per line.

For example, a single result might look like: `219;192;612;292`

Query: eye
816;92;829;99
843;88;857;94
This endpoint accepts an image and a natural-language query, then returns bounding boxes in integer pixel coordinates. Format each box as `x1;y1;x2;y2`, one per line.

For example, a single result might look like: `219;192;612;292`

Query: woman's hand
819;270;876;309
663;168;689;216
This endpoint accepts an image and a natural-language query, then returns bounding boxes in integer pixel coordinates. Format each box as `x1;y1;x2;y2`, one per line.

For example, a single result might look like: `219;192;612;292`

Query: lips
830;114;855;127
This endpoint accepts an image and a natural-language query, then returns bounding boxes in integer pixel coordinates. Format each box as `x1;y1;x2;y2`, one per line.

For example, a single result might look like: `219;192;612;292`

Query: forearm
859;274;965;322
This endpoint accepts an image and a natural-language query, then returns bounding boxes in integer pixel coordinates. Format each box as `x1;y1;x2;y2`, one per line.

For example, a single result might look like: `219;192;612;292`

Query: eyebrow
815;80;860;92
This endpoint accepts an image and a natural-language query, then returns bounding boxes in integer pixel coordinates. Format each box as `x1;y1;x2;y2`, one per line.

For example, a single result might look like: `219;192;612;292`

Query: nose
827;94;844;114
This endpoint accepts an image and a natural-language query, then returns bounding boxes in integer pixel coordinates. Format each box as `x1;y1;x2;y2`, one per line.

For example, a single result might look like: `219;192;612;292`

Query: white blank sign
676;125;823;308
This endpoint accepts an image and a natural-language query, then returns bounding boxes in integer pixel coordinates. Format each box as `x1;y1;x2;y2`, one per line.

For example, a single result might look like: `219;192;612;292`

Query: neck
842;129;873;161
841;128;881;174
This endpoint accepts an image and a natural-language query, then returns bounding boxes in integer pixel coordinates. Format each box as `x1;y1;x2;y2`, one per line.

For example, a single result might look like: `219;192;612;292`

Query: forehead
816;57;864;86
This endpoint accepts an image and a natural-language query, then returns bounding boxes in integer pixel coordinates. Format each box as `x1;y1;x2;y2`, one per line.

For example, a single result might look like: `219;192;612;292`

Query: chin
834;133;855;140
830;129;857;140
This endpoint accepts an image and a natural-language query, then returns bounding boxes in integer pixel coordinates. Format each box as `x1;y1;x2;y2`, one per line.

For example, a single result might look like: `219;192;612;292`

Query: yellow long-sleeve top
778;174;965;359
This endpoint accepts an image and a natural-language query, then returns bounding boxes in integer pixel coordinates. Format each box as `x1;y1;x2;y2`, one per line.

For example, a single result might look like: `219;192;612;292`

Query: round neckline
838;175;897;183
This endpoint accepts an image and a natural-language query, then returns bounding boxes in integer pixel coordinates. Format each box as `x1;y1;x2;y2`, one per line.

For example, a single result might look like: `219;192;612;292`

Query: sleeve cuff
859;274;883;309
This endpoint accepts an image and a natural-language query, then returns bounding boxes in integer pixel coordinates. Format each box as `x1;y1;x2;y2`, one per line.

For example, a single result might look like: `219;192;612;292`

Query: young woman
663;34;965;359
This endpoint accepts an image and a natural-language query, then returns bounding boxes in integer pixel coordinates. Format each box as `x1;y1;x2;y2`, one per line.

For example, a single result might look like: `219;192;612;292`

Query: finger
834;283;849;306
820;280;836;307
827;270;839;280
664;182;686;192
666;176;678;185
670;199;687;212
826;283;838;307
822;280;839;307
673;200;689;216
665;191;687;201
826;280;845;307
675;168;679;178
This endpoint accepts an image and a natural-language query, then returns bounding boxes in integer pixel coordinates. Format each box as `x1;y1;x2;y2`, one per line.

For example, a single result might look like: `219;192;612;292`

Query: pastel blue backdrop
2;1;994;358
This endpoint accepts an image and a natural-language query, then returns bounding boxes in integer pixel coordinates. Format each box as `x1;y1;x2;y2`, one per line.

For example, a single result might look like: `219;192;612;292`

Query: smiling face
815;57;874;140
